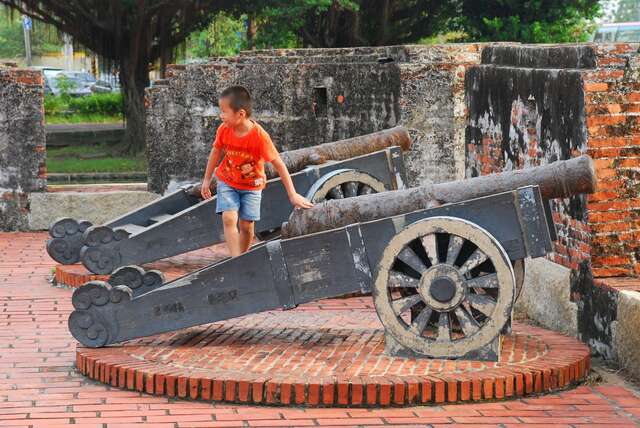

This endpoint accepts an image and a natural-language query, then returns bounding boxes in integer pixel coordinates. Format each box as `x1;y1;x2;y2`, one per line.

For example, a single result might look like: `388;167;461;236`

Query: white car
593;22;640;42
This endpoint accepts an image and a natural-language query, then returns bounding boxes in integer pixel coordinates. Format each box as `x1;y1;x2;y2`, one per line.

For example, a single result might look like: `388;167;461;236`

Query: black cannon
47;127;410;274
68;156;596;361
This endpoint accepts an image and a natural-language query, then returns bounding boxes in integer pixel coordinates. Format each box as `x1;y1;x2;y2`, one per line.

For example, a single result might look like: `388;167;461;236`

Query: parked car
46;71;113;97
593;22;640;42
97;72;121;93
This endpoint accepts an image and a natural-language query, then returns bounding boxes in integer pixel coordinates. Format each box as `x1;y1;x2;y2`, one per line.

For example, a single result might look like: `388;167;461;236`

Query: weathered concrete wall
28;191;160;230
0;63;46;231
145;44;486;194
146;55;401;194
514;258;577;337
613;290;640;381
465;45;593;272
399;44;485;186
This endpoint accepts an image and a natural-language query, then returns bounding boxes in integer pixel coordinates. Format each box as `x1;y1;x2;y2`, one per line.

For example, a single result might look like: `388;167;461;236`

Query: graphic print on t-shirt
213;121;279;191
222;157;258;180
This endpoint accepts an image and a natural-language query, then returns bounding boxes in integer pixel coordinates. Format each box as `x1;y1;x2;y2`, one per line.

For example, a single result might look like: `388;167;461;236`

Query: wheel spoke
466;293;497;316
391;294;422;315
389;271;420;288
454;306;480;336
343;182;359;198
446;235;464;265
466;273;499;289
328;185;344;199
410;307;433;334
397;247;428;274
436;312;451;342
458;249;488;276
359;185;374;195
420;233;438;265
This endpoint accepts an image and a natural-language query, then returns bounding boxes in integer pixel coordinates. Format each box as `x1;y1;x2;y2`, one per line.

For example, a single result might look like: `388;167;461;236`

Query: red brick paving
2;232;640;426
76;314;589;406
594;277;640;293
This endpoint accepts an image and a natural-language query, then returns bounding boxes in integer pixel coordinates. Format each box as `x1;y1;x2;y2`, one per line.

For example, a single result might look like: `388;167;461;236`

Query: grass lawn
46;114;124;125
47;143;146;174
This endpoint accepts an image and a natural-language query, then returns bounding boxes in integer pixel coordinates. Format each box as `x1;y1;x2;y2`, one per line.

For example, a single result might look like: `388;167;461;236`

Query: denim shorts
216;180;262;221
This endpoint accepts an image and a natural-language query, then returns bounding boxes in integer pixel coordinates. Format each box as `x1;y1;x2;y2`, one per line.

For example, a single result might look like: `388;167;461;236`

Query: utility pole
22;15;32;66
63;34;73;70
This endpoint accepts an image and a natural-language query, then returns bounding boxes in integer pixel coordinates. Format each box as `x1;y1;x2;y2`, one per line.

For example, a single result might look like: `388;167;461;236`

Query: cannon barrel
266;125;411;176
282;155;597;238
187;126;411;196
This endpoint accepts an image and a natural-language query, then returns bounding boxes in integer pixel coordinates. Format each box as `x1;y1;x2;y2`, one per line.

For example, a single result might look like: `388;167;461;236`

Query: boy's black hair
220;85;252;117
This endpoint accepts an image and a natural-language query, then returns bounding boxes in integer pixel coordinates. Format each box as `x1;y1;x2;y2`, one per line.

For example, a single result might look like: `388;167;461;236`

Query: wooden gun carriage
68;155;596;361
47;128;410;274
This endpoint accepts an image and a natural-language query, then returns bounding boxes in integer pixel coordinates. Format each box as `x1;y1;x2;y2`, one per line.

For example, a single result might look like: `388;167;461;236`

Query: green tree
253;0;452;48
0;6;62;58
0;1;242;154
187;12;246;59
454;0;601;43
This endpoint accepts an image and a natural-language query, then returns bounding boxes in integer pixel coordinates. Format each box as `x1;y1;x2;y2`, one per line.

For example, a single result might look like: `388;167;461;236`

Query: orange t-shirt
213;121;279;191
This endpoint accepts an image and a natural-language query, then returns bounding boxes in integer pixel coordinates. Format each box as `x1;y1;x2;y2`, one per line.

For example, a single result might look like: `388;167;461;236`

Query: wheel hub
430;277;457;303
418;264;466;311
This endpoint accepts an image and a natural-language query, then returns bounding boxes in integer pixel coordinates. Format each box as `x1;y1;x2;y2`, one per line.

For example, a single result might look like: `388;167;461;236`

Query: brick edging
76;329;590;407
54;265;107;288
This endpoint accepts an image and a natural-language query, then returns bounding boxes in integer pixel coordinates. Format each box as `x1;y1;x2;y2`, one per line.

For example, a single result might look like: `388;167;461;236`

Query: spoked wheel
305;169;387;203
373;216;515;359
256;169;387;241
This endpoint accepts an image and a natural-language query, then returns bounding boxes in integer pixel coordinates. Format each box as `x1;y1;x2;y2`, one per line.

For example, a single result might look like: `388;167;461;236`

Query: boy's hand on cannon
290;192;314;209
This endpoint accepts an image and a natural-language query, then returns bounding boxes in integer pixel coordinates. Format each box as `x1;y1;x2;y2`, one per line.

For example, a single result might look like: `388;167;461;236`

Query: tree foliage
187;12;246;59
454;0;601;43
0;0;238;153
249;0;451;48
211;0;601;50
0;6;62;58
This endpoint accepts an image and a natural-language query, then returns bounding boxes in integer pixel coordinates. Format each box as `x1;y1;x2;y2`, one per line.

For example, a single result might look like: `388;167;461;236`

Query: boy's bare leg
221;211;241;257
239;220;255;253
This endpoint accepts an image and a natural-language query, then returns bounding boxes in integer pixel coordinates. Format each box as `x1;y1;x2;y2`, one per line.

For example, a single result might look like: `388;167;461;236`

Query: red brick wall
466;43;640;275
584;44;640;277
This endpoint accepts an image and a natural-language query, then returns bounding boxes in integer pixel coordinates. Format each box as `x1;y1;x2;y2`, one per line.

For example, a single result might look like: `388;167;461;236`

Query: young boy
201;85;313;257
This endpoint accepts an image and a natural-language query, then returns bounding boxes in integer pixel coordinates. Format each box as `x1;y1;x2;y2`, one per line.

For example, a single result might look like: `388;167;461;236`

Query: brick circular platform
76;307;590;407
54;246;227;287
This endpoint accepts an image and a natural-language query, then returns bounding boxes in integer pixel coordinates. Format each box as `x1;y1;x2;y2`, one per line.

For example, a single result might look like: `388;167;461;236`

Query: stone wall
465;45;593;272
0;64;45;231
145;44;485;194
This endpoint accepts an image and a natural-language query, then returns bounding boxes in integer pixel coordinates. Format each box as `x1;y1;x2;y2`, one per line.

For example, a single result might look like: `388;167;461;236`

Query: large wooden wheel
373;216;516;359
305;168;387;203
